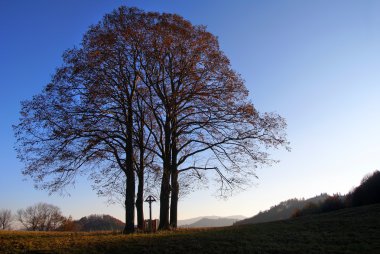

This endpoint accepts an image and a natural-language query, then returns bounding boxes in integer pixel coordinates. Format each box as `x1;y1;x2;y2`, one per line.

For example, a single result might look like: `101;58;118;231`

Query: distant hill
179;215;246;227
178;216;218;226
70;214;245;230
74;214;125;231
235;194;328;225
184;218;239;227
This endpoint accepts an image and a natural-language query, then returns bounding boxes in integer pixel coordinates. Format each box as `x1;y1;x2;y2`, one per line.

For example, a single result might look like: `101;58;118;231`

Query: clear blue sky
1;0;379;222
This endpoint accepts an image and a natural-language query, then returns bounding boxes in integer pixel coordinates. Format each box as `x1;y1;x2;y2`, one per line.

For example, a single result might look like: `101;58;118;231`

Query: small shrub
320;194;345;213
292;202;321;217
292;194;345;218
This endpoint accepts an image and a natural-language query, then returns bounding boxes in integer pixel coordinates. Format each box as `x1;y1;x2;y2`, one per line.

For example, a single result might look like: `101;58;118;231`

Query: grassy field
1;204;379;254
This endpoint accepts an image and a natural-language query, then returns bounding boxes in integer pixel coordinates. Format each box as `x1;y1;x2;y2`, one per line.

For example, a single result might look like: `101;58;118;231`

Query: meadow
0;204;379;254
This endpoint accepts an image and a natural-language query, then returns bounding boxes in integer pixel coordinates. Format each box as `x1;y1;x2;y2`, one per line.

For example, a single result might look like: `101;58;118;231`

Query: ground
0;204;379;253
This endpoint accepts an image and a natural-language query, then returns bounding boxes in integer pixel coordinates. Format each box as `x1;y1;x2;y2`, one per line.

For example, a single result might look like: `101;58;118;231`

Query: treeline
0;203;65;231
235;171;380;226
14;6;288;233
0;203;124;232
234;194;328;226
293;170;380;217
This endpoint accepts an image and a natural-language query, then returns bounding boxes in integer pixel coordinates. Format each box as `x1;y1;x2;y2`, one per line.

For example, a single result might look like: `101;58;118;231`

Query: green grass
1;204;379;253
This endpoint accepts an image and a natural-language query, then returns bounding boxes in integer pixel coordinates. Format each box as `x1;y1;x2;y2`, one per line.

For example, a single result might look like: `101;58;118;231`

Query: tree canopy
17;203;65;231
14;6;288;233
0;209;12;230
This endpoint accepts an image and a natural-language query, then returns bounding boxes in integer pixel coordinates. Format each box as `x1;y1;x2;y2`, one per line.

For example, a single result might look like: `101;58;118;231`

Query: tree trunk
123;106;135;234
136;170;144;230
170;137;179;228
159;119;171;230
170;169;179;228
158;161;171;230
123;166;135;234
136;102;147;231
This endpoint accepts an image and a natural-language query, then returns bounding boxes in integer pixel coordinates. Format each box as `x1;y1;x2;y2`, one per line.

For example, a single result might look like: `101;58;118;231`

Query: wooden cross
145;195;156;231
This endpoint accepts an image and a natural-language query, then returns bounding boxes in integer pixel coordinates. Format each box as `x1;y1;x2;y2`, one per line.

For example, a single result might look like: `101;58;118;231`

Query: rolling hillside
235;194;328;225
1;204;379;253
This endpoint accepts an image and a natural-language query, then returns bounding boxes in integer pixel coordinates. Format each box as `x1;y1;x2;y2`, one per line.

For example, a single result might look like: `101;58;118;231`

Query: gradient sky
1;0;379;222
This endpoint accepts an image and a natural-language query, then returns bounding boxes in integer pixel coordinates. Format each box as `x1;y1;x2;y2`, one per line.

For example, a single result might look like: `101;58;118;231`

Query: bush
58;216;79;231
292;194;345;218
320;195;345;213
292;202;321;217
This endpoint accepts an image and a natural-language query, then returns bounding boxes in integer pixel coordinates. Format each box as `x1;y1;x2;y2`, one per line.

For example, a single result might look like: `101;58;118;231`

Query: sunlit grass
1;204;379;253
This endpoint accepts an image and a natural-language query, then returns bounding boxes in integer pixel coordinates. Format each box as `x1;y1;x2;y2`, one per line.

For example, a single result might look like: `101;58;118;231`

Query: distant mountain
185;218;239;227
235;194;329;226
179;215;246;228
225;215;247;220
177;216;217;226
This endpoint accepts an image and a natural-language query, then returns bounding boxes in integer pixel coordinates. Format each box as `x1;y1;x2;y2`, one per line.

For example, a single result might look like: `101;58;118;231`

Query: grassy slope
1;204;379;254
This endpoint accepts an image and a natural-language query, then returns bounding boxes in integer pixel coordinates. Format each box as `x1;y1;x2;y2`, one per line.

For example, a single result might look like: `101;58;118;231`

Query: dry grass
1;204;379;254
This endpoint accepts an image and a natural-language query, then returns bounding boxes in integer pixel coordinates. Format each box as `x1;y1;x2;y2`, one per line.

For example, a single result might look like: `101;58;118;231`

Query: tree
138;13;288;228
346;170;380;207
14;6;288;232
58;216;78;231
132;86;159;230
0;209;12;230
17;203;65;231
14;7;154;234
